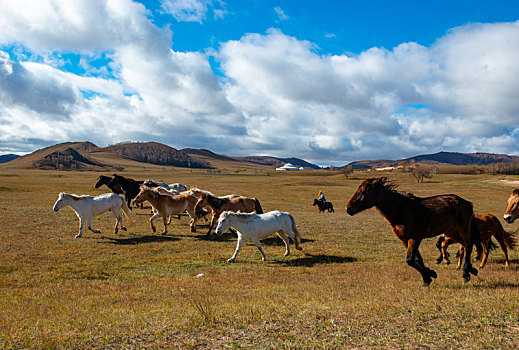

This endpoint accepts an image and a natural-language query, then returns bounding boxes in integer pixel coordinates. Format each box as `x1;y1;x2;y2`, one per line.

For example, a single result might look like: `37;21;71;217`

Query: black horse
95;175;124;194
313;198;335;213
106;174;144;209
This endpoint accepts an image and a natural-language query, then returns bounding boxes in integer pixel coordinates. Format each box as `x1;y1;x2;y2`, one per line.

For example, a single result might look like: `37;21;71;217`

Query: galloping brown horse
132;186;199;234
346;177;480;286
194;192;263;236
436;213;516;268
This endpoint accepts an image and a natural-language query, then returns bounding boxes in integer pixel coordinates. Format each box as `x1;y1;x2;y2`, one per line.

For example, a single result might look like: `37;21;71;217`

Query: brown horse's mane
371;177;418;200
205;193;226;209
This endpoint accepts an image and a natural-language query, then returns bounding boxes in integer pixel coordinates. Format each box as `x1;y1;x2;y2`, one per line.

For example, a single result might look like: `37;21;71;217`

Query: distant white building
276;163;301;171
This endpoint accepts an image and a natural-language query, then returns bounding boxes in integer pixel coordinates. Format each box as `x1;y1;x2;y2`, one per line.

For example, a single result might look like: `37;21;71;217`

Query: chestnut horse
132;186;199;234
436;214;516;268
194;192;263;236
346;177;480;286
313;198;335;213
504;189;519;224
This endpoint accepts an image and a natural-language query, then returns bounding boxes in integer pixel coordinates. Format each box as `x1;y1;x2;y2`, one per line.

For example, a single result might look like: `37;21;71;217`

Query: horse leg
86;217;101;234
206;215;217;237
461;236;477;282
441;239;453;265
76;217;84;238
276;231;291;257
493;235;510;268
405;239;436;286
252;237;268;261
435;235;446;264
112;207;125;234
456;245;464;270
149;212;160;233
479;241;490;268
161;216;168;235
227;236;243;263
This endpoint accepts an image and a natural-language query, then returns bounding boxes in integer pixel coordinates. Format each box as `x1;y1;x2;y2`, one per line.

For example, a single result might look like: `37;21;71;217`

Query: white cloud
161;0;208;23
274;6;289;21
0;0;518;165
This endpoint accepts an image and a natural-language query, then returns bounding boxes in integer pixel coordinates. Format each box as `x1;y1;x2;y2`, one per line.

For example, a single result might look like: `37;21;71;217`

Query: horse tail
254;198;263;214
288;213;302;249
121;198;133;223
501;228;517;250
487;238;498;252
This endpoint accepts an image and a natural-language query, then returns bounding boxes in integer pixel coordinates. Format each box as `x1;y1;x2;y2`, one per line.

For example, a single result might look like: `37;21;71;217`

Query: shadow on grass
101;235;180;245
277;253;357;267
193;231;236;242
261;237;315;246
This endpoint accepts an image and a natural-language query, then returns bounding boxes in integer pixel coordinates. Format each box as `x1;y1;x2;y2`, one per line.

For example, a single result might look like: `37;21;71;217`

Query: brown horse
132;186;199;234
504;189;519;224
194;192;263;236
346;177;480;286
313;198;335;213
436;214;516;268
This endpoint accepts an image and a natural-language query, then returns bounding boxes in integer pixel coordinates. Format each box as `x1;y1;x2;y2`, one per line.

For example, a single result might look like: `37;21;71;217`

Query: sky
0;0;518;166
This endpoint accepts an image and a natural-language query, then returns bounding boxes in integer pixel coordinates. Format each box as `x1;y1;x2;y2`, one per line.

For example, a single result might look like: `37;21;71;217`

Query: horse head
215;211;232;236
53;192;68;212
346;177;392;215
132;186;150;206
504;189;519;223
313;198;319;206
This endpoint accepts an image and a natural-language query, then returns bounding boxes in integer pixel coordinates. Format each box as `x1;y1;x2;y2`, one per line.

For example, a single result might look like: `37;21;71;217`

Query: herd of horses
53;174;518;287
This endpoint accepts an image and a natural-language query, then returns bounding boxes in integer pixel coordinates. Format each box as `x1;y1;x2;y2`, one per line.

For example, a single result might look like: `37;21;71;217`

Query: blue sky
0;0;518;165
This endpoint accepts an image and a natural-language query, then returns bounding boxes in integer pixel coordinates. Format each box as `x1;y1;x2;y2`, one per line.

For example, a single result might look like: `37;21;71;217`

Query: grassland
0;168;518;349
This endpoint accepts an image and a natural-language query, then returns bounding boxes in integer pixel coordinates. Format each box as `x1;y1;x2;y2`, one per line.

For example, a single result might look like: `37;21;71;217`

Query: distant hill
347;151;519;169
33;147;103;170
0;142;104;170
0;154;19;163
182;148;321;170
105;142;210;168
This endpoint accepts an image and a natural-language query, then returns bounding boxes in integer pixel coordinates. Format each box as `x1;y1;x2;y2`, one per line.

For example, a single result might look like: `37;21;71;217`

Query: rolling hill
0;154;20;163
347;151;519;169
1;141;320;171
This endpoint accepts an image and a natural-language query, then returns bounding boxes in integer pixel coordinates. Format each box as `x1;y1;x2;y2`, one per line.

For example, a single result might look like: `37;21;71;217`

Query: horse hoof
430;270;437;279
121;227;127;231
446;261;451;265
227;259;235;263
74;234;82;238
470;267;478;276
463;275;470;283
422;282;430;288
296;246;303;251
151;227;156;233
435;259;442;264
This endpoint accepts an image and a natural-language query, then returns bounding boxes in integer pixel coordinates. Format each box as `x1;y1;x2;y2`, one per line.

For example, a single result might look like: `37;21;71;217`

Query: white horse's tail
288;213;302;250
121;199;133;223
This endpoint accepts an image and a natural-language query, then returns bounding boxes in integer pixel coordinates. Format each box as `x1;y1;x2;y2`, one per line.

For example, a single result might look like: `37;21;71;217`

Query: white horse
143;180;187;192
53;192;131;238
215;210;303;262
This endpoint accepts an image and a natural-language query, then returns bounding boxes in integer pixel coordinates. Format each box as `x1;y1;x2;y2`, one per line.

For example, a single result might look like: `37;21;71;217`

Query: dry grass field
1;168;518;349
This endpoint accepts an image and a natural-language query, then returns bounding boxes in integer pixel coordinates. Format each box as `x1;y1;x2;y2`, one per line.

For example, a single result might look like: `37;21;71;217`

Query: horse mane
371;177;418;200
62;193;91;200
189;188;216;196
